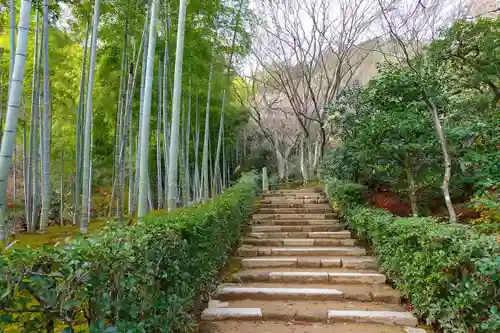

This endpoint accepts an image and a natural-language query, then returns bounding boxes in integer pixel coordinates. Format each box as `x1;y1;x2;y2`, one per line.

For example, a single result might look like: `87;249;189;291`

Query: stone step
258;207;332;214
242;238;356;247
263;191;323;197
202;299;408;323
248;230;352;239
259;203;331;209
231;270;386;284
201;320;414;333
214;286;344;301
240;256;378;269
328;310;418;326
216;282;401;304
202;307;263;321
238;246;367;257
252;213;336;220
260;198;329;204
203;305;416;326
248;225;345;233
251;219;341;226
263;195;325;200
266;189;322;194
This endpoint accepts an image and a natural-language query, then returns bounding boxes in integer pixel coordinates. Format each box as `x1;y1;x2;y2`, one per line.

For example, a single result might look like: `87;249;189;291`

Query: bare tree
235;69;301;182
251;0;381;181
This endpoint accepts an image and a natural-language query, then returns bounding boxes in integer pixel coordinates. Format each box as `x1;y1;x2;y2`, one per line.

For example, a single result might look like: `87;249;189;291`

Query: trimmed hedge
0;173;258;332
324;177;500;333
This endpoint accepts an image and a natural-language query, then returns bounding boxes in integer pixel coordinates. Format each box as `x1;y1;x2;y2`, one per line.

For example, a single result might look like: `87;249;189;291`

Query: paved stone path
201;189;422;333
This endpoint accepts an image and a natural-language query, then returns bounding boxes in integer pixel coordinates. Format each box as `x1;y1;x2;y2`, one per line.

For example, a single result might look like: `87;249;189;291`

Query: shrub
0;173;258;333
320;148;362;182
324;178;500;333
324;178;366;213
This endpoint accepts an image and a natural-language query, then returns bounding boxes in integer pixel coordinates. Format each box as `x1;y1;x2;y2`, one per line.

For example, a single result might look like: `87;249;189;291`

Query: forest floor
8;218;107;249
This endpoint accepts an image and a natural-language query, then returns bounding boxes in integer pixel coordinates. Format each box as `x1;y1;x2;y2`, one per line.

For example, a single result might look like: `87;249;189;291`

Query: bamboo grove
0;0;254;243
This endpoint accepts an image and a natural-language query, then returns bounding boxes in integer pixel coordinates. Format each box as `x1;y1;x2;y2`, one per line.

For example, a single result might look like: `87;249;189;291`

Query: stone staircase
201;189;421;333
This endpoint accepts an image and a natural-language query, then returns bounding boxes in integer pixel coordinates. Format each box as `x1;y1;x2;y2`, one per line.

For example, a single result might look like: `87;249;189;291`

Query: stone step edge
242;238;357;246
231;271;386;284
248;231;352;239
253;215;336;219
250;220;342;225
248;225;346;232
214;284;400;303
201;308;417;326
238;246;367;257
215;286;344;301
240;257;377;269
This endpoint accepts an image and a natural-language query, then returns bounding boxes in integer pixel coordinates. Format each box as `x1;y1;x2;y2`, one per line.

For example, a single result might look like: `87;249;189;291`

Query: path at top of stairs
201;189;423;333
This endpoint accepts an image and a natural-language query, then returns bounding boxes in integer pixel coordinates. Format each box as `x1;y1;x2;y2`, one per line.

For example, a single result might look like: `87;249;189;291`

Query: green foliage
469;189;500;226
320;147;362;183
323;178;500;333
0;173;258;332
324;17;500;213
429;17;500;109
323;178;366;212
0;0;255;192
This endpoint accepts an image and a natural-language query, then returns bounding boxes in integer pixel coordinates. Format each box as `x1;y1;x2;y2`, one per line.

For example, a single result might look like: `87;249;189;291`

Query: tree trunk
117;62;132;225
193;94;200;202
166;0;188;212
424;93;457;223
9;0;15;91
60;151;64;225
40;0;51;233
156;59;163;209
212;90;226;195
80;0;101;233
275;150;286;182
300;138;309;183
201;61;213;202
109;18;129;217
74;21;89;227
125;21;147;217
133;8;150;216
0;0;33;244
23;120;29;228
185;86;191;203
32;15;43;232
162;11;171;206
403;156;418;217
138;0;159;218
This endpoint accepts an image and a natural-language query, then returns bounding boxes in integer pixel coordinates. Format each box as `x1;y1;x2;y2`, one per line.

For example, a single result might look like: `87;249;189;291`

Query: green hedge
323;178;500;333
0;173;258;333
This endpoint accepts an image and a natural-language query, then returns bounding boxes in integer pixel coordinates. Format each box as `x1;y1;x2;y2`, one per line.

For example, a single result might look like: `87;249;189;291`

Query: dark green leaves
324;178;500;333
0;173;258;332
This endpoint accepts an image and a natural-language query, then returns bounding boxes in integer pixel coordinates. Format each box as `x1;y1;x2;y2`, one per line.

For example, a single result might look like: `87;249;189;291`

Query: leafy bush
323;17;500;214
0;173;258;333
324;178;500;333
320;148;362;182
324;178;366;212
